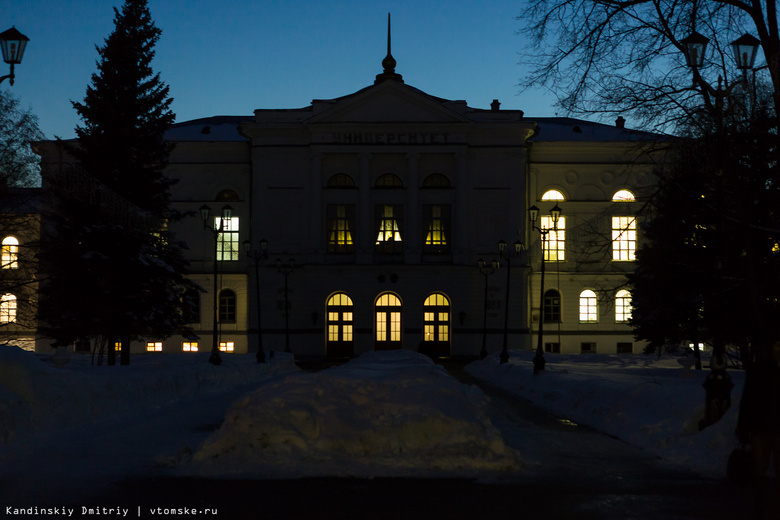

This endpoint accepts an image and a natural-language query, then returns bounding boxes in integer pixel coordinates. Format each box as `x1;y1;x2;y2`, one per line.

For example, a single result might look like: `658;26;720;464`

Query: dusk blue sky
4;0;559;140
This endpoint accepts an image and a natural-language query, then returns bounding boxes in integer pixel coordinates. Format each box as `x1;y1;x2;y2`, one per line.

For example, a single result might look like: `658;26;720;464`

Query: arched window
2;237;18;269
541;189;565;201
612;189;635;202
326;293;354;357
216;189;239;202
218;289;236;323
543;289;561;323
327;174;356;187
579;290;598;322
423;293;450;356
615;290;632;323
375;174;404;188
422;174;451;188
375;293;402;350
182;287;201;323
0;294;17;323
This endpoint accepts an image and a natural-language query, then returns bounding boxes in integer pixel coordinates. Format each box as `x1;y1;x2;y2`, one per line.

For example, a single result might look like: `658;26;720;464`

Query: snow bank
187;350;522;478
0;345;298;445
467;350;745;477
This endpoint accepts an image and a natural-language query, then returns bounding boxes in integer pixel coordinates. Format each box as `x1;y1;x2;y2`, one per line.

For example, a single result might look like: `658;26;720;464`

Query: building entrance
375;292;402;350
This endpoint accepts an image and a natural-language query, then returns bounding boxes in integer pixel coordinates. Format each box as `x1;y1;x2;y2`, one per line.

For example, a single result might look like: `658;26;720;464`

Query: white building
35;50;663;359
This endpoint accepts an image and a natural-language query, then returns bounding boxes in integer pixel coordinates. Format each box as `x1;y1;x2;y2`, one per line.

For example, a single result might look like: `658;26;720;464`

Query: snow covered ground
0;344;746;507
467;349;746;478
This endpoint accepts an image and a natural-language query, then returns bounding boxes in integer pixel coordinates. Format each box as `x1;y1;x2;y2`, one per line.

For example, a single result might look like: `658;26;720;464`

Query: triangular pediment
306;81;472;125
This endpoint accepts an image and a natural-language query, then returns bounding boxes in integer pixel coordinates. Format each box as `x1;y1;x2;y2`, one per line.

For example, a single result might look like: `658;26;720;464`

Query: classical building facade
34;53;662;358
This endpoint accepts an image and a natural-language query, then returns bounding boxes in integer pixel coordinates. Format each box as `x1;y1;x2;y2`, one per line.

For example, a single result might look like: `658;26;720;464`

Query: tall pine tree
38;0;198;365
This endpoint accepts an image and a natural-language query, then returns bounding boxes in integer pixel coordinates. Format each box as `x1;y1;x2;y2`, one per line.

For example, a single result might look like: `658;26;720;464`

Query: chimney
615;116;626;129
491;99;501;111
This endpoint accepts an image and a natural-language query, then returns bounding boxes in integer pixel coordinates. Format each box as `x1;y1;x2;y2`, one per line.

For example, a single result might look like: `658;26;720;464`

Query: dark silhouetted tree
38;0;198;365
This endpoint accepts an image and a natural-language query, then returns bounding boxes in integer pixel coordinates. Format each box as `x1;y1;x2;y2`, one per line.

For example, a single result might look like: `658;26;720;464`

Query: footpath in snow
467;350;746;478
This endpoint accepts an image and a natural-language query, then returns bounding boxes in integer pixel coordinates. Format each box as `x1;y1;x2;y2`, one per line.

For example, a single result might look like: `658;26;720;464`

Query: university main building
31;42;662;359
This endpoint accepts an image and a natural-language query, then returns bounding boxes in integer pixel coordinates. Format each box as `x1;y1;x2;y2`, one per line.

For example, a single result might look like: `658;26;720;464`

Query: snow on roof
165;116;251;142
529;117;664;142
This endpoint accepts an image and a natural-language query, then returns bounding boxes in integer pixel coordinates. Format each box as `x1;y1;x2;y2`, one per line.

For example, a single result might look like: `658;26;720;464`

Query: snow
0;344;747;506
187;350;520;478
467;350;745;478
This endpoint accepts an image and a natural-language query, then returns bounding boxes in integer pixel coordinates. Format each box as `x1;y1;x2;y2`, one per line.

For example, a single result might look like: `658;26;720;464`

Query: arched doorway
326;292;354;357
375;292;402;350
423;293;450;357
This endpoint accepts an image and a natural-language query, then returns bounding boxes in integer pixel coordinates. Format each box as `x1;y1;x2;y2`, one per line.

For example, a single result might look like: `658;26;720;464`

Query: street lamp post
529;203;561;375
681;31;763;427
0;27;29;86
498;239;524;364
276;258;296;354
200;204;233;366
243;238;268;363
477;258;499;359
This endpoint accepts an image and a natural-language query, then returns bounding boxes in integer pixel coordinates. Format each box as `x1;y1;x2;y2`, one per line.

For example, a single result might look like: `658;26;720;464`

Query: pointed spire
375;13;403;84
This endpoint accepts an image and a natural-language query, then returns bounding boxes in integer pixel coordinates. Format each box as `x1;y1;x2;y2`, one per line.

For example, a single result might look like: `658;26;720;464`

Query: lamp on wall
0;27;29;86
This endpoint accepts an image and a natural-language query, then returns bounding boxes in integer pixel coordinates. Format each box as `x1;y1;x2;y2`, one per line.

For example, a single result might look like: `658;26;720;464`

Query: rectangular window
422;205;451;254
146;342;163;352
581;342;597;354
612;216;637;261
617;342;633;354
544;342;561;353
375;205;403;254
219;341;235;352
326;204;356;253
541;216;565;261
215;217;240;261
182;341;199;352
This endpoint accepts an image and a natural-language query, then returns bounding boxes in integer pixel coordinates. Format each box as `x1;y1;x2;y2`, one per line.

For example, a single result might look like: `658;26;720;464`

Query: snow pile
0;345;298;445
467;350;745;477
188;350;521;478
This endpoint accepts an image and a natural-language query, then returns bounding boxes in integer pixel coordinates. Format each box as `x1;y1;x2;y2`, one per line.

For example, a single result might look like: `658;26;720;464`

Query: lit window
215;217;239;261
327;205;355;254
114;342;121;352
2;237;18;269
579;290;598;322
219;289;237;323
146;342;163;352
219;341;235;352
182;341;199;352
541;190;565;201
423;293;450;343
613;190;635;201
543;289;561;323
376;293;402;345
375;205;403;253
327;293;354;344
541;216;565;261
423;205;450;254
615;290;632;323
0;294;16;323
612;217;637;261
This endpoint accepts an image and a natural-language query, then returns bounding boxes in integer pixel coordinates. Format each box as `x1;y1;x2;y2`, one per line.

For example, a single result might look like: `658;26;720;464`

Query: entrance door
326;293;354;358
375;293;402;350
423;293;451;357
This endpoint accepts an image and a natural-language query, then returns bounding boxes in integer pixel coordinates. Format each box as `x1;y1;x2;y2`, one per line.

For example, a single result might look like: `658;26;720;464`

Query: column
358;152;372;264
405;153;420;264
